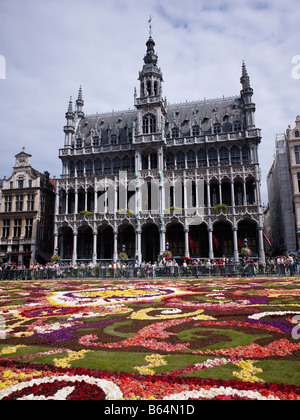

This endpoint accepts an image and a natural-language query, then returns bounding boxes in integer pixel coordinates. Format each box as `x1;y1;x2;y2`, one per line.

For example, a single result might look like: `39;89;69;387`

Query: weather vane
148;15;152;37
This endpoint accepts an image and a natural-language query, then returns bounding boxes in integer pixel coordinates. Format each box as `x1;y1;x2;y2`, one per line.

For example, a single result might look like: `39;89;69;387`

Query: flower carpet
0;277;300;400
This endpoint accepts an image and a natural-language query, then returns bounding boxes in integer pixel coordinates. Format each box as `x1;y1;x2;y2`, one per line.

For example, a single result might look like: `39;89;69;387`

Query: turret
63;97;75;147
76;86;85;119
240;62;256;129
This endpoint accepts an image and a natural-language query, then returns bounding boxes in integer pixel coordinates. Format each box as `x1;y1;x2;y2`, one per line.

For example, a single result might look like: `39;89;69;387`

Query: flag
189;234;197;250
263;232;272;247
212;234;221;250
237;236;243;249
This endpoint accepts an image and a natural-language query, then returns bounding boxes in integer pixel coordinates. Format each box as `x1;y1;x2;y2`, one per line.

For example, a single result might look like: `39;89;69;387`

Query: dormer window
172;127;179;138
111;134;117;145
213;123;221;134
93;137;100;147
192;125;200;136
76;138;82;148
233;121;242;132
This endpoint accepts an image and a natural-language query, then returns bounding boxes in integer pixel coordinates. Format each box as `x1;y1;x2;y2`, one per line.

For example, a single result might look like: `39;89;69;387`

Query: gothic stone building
54;35;265;265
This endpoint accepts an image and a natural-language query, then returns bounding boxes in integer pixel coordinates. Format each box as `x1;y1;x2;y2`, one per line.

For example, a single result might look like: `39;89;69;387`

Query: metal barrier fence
0;263;295;280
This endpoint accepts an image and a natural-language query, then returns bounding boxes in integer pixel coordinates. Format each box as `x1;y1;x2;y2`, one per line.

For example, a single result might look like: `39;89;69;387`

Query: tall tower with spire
134;32;167;141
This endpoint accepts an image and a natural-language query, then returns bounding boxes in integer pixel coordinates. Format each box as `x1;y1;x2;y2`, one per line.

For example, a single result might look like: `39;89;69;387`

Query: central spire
143;16;158;66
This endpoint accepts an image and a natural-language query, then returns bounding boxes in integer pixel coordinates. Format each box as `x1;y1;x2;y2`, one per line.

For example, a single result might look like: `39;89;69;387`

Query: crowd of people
0;254;300;279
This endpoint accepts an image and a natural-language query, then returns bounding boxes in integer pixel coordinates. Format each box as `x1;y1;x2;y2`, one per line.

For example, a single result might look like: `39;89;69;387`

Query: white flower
163;387;281;400
249;311;300;320
0;375;123;400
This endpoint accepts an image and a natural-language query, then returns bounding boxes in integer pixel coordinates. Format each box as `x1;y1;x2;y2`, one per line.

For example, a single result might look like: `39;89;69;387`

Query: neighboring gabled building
0;149;55;266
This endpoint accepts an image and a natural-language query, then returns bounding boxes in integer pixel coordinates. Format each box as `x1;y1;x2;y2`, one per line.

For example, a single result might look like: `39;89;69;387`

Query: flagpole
148;15;152;37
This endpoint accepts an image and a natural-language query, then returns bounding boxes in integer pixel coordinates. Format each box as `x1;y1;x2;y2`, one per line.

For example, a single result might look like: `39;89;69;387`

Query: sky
0;0;299;204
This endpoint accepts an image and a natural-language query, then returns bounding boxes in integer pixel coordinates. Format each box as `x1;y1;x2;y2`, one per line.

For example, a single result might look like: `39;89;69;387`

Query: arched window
197;149;207;167
177;151;185;169
76;160;84;177
142;113;156;134
69;161;75;178
231;146;241;165
166;153;175;170
122;156;131;172
85;160;93;177
219;147;229;166
150;150;158;169
142;151;149;170
295;131;300;138
113;157;121;174
208;148;218;167
94;159;102;176
104;158;111;175
187;150;196;168
242;145;250;164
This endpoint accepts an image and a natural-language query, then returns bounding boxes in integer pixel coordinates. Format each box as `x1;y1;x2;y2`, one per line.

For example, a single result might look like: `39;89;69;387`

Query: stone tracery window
142;113;156;134
233;121;242;132
213;123;221;134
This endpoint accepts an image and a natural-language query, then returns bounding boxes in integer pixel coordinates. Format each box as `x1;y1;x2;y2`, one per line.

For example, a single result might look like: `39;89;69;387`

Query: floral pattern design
0;277;300;400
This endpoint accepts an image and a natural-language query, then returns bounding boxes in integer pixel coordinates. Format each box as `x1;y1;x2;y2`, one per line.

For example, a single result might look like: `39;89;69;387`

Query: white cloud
0;0;299;203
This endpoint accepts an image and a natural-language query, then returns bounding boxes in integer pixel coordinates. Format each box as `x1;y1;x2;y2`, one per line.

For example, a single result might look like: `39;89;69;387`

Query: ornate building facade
0;149;55;266
54;34;265;265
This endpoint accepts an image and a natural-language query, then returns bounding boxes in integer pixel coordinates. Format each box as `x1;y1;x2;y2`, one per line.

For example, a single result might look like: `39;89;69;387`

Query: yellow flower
134;354;167;376
130;308;215;321
233;360;264;383
0;345;26;356
53;349;91;368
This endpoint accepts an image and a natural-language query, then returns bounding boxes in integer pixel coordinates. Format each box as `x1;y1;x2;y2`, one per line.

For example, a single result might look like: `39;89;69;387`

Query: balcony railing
55;205;260;225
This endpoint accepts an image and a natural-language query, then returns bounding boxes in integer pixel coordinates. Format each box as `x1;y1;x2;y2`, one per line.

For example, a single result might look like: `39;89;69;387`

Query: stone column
184;227;190;258
208;227;214;260
135;227;142;264
232;226;239;262
92;229;98;265
113;230;118;263
72;230;78;266
258;227;265;264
